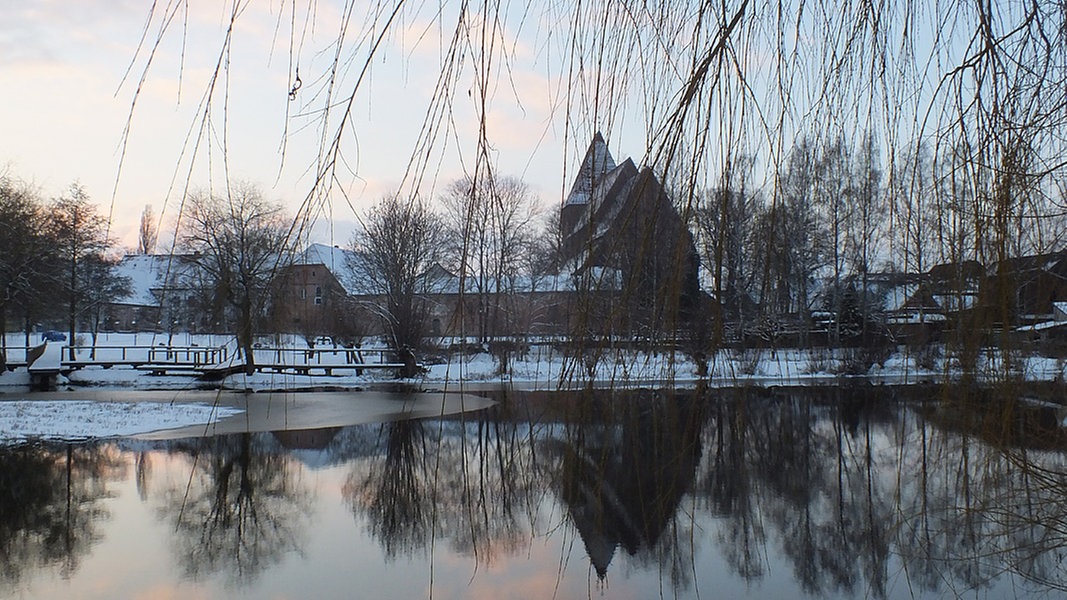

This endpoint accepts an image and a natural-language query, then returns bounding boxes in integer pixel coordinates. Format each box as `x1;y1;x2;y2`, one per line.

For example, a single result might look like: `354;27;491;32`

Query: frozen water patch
0;400;244;444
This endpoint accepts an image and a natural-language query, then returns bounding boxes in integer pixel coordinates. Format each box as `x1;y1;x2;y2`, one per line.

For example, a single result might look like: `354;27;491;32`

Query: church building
559;133;703;337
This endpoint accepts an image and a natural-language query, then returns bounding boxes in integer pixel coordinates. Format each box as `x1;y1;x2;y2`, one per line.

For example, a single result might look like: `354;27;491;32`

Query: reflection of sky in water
4;389;1064;599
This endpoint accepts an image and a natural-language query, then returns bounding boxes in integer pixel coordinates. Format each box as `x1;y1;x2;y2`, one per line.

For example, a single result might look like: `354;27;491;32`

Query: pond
2;383;1067;599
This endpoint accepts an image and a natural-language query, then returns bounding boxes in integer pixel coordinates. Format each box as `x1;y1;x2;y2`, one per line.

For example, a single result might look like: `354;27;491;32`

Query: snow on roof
881;283;919;313
1017;320;1067;332
886;313;947;324
932;293;977;311
564;132;617;207
113;254;192;306
297;243;366;294
297;243;575;296
300;243;353;272
419;268;577;295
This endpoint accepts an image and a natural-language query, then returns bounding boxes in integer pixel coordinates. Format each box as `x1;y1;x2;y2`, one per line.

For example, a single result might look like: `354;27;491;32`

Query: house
926;260;983;315
983;251;1067;324
269;243;413;345
109;254;201;332
272;260;360;344
1055;301;1067;322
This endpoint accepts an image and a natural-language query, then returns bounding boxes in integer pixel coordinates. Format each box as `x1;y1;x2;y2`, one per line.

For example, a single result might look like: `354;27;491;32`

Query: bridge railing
147;345;229;366
56;345;229;366
7;343;393;369
250;347;393;366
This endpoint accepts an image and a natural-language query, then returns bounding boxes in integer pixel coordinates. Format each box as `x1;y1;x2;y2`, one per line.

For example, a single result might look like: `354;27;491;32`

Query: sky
1;1;993;255
0;1;626;252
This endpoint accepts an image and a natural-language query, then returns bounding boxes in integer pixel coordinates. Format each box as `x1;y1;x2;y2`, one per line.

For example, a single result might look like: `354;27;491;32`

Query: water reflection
345;411;538;565
157;433;313;585
0;443;123;590
345;420;432;558
553;390;704;585
2;384;1067;598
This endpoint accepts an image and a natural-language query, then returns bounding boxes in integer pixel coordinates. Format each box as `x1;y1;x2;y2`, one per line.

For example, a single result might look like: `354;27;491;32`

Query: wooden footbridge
9;342;410;390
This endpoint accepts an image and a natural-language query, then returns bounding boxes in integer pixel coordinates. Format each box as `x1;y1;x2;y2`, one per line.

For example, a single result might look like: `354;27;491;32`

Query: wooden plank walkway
192;360;408;380
10;343;416;383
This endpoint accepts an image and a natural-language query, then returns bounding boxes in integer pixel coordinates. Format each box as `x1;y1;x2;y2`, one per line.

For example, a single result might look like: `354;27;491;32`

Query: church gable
564;131;616;208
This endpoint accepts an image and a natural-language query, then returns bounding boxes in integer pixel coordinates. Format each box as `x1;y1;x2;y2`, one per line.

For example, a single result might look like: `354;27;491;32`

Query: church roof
564;132;616;207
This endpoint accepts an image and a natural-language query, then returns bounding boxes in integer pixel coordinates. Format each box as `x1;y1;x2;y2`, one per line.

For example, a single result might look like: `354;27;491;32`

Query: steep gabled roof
300;243;353;273
113;254;198;306
297;243;365;294
564;132;616;207
987;250;1067;277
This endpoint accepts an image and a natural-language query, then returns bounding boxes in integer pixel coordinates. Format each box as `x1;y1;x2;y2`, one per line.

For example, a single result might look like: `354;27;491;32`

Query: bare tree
348;194;444;371
124;1;1067;365
48;184;112;360
178;183;292;372
891;142;936;277
78;254;131;358
0;176;53;358
693;155;759;339
137;204;158;255
754;140;826;324
440;175;543;345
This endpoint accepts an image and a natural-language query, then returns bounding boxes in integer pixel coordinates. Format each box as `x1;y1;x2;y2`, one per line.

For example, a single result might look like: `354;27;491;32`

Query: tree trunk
68;312;77;361
238;300;256;374
69;259;78;362
0;304;6;372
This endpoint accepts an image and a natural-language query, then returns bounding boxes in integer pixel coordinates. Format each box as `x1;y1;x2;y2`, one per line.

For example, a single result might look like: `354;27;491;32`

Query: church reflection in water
3;383;1067;599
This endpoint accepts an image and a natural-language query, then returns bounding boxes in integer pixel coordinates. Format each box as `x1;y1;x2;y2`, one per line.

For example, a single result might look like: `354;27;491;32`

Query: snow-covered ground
2;331;1064;444
0;400;243;444
3;331;1065;390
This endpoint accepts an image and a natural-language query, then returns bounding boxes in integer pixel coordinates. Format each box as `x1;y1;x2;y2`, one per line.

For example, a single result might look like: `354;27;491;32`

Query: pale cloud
0;1;580;248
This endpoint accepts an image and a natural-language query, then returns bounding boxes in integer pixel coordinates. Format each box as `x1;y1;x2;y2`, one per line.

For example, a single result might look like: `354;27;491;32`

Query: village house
107;243;1067;354
271;245;365;345
109;254;201;334
982;251;1067;325
271;243;577;345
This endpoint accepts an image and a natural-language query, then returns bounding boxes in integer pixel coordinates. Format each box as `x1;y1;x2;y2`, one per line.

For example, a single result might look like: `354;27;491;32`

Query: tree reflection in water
341;384;1067;599
344;407;540;566
344;420;432;558
690;384;1067;599
896;387;1067;596
158;432;312;585
4;384;1067;598
0;443;123;591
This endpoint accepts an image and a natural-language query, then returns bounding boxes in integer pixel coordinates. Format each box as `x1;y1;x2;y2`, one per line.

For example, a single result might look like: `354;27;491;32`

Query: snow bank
0;400;243;444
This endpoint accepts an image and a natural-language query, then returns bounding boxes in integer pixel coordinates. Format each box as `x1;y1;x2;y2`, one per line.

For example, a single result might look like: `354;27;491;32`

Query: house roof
988;250;1067;277
296;243;575;296
113;254;196;306
296;243;365;295
928;259;984;283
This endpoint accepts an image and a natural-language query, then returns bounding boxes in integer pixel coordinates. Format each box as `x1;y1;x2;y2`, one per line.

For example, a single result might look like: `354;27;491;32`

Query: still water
2;384;1067;599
